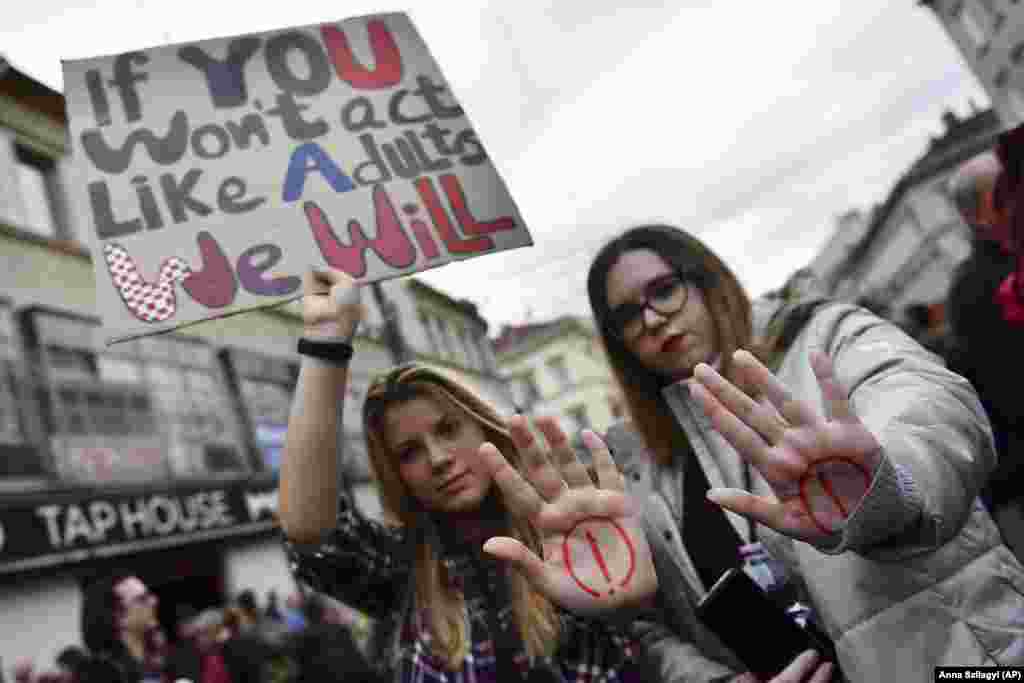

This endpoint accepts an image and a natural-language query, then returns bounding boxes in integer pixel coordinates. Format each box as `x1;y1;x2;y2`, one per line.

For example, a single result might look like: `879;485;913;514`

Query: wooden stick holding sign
62;12;533;345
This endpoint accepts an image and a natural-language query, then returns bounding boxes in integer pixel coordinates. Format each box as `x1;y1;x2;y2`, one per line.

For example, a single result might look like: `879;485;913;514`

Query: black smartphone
696;568;833;680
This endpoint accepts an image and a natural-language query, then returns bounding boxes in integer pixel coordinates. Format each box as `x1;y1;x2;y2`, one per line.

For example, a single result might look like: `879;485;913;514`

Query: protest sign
62;12;532;344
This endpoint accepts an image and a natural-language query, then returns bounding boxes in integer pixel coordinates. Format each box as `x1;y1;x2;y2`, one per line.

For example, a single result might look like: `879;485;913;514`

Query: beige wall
501;326;620;438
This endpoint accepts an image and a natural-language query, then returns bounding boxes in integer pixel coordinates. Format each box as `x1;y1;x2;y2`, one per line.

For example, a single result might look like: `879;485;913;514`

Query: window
0;303;38;478
457;327;481;370
563;404;590;446
230;349;299;473
0;368;25;445
546;355;572;389
513;372;542;409
938;229;972;265
568;404;591;431
436;317;455;359
474;337;492;373
241;380;291;471
146;359;244;477
955;1;993;46
32;312;246;482
996;67;1011;90
98;356;144;383
14;144;59;237
52;384;155;437
419;311;440;356
47;346;97;382
1009;88;1024;122
341;372;372;449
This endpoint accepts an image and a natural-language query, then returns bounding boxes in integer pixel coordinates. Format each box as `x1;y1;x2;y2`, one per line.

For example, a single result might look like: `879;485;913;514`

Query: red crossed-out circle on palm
562;517;637;598
798;456;873;535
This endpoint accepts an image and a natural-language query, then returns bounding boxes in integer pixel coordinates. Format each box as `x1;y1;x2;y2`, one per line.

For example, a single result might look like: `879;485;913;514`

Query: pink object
201;652;232;683
997;273;1024;325
103;243;193;323
13;658;34;683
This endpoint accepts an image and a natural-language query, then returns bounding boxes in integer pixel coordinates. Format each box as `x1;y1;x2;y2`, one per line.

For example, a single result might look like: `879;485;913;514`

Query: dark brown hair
587;224;770;465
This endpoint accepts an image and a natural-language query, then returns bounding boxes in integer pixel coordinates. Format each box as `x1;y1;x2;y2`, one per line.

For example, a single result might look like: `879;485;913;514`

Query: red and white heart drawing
103;243;194;323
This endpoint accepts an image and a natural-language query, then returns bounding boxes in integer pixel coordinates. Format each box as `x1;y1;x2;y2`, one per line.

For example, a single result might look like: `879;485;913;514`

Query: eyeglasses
609;271;696;342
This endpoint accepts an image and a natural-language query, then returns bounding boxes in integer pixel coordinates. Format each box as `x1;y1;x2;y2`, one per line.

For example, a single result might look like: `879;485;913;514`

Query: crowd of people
8;582;382;683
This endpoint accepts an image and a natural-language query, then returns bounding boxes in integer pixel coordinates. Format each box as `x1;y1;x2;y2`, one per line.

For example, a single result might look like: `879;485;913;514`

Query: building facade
808;209;871;293
0;59;509;672
824;108;1001;320
924;0;1024;126
495;317;623;454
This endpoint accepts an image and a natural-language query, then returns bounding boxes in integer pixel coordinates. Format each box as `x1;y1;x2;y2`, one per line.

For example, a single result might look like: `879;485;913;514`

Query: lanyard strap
741;461;757;543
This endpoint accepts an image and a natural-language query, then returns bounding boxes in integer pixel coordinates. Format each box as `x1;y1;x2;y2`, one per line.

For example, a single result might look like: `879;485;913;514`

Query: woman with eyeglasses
582;224;1024;681
278;268;662;683
78;573;190;683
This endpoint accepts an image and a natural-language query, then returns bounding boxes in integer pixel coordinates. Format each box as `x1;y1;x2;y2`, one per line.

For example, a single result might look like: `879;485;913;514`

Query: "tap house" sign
0;479;279;574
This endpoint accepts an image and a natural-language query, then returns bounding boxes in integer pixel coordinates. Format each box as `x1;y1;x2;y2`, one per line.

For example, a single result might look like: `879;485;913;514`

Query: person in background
11;660;34;683
188;610;232;683
234;590;261;635
283;593;307;633
221;600;277;683
946;129;1024;560
290;594;383;683
55;647;89;682
80;573;171;682
264;591;283;623
582;223;1024;681
278;268;652;682
898;303;949;358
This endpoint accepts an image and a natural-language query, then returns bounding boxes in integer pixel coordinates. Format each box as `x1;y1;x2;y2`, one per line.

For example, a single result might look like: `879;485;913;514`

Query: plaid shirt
283;494;642;683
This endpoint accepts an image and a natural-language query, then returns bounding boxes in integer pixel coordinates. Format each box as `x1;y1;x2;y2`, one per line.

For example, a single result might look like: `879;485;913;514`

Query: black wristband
297;338;354;366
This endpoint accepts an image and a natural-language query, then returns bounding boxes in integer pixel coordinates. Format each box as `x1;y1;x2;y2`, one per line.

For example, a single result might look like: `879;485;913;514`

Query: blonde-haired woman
278;268;656;683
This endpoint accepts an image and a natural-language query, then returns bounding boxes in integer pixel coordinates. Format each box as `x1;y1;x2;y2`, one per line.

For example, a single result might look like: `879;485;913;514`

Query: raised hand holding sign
62;13;533;345
690;349;881;544
479;416;658;617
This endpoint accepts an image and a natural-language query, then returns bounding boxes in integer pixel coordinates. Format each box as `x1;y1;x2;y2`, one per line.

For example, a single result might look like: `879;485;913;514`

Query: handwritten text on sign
62;12;532;343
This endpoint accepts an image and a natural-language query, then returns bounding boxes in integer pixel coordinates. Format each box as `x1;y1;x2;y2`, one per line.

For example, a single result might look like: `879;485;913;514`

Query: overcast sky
2;1;990;331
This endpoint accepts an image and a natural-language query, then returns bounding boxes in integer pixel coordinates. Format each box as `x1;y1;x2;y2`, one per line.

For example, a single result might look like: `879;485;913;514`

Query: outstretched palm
479;416;658;617
690;349;883;543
